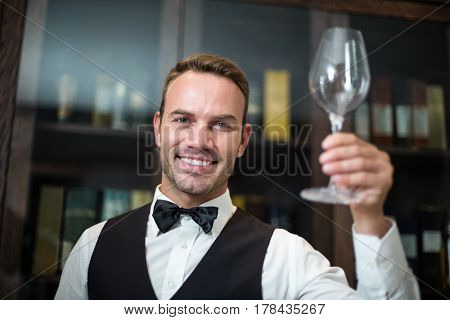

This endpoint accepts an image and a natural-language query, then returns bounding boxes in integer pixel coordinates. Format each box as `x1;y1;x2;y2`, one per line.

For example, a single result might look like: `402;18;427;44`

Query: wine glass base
300;187;361;205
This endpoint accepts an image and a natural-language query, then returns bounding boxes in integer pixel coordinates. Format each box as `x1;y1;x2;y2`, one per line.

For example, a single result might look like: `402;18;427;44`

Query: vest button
180;241;187;249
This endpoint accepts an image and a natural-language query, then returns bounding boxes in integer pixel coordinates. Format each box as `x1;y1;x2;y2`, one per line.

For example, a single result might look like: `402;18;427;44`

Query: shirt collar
148;184;235;238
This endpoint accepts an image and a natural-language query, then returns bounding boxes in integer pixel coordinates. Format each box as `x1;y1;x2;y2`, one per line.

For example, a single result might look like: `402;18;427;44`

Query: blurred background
0;0;449;299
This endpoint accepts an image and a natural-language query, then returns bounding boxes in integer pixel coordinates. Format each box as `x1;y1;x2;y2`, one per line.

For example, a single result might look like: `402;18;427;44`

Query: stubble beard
160;148;234;196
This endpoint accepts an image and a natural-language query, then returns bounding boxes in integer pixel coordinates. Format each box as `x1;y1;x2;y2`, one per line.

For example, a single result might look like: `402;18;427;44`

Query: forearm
353;219;420;299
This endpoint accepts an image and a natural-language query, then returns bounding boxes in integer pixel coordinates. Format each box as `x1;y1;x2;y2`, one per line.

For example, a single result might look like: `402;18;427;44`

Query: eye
214;121;233;131
214;121;232;130
174;117;189;124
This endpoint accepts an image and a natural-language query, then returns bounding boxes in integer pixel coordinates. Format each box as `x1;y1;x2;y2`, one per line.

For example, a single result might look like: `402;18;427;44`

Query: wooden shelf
36;122;149;138
31;161;156;190
33;122;156;166
31;122;313;191
383;146;450;158
248;0;450;23
32;161;145;178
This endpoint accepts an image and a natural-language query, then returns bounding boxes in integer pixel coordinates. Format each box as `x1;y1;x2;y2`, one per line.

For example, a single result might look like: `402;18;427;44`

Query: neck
159;178;228;208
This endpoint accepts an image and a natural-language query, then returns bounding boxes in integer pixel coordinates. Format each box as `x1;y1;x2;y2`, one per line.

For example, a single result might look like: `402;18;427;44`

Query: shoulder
74;220;107;255
75;203;151;252
269;228;316;254
58;220;107;284
266;228;332;274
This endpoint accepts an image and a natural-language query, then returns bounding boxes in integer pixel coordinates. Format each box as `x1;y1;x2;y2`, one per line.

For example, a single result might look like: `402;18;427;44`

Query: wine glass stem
329;112;344;134
328;113;344;189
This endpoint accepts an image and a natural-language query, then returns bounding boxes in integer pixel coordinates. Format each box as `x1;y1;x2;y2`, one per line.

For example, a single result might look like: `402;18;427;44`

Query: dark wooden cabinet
0;0;449;299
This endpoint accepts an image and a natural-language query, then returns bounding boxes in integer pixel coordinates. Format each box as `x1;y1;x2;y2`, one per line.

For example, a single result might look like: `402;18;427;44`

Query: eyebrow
169;109;195;117
169;109;238;122
212;114;238;122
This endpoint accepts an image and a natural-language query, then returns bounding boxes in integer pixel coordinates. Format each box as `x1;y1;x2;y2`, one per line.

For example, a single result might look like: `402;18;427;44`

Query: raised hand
319;133;393;237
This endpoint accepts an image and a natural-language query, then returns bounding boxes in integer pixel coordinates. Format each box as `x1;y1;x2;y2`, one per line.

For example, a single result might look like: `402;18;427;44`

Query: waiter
56;54;419;299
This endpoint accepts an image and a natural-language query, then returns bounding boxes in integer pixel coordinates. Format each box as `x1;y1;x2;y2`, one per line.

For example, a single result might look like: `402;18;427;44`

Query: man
56;54;419;299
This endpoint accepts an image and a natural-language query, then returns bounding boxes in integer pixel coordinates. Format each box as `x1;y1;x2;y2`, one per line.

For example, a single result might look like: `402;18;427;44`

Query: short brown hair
160;53;249;123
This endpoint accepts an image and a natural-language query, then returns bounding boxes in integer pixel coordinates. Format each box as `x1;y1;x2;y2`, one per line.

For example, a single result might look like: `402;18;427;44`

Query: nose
185;123;214;150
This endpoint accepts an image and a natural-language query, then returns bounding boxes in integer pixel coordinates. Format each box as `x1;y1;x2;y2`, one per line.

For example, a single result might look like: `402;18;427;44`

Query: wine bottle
111;82;128;130
427;85;447;150
354;101;370;141
394;79;412;147
371;77;394;146
410;80;429;148
397;213;419;275
418;205;448;293
263;69;291;142
57;74;77;122
247;82;262;126
101;188;131;221
92;74;114;127
130;189;153;210
128;91;148;130
61;187;97;269
32;185;64;275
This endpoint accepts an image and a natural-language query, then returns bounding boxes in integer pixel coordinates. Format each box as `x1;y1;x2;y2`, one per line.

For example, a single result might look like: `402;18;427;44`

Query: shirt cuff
353;218;409;293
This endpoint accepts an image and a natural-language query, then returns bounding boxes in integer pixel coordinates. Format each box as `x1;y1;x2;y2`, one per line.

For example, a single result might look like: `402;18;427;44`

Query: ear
236;123;252;158
153;111;162;148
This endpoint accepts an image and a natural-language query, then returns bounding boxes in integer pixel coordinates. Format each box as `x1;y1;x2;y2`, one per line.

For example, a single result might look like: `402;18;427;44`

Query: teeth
180;157;212;167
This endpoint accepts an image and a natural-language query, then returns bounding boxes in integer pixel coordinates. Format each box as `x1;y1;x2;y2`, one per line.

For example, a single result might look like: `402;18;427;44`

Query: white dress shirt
55;185;420;300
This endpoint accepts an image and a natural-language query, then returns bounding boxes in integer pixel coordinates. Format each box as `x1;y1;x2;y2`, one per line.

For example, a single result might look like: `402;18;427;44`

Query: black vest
88;203;275;299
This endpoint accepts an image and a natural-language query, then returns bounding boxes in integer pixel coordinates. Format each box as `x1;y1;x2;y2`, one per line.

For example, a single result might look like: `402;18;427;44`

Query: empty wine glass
301;27;371;204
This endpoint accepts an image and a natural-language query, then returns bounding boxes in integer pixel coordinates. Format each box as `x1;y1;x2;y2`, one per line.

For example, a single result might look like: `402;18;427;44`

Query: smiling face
153;71;252;206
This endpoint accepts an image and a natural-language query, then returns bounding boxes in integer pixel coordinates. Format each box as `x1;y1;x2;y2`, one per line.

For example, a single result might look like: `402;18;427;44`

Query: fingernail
322;137;333;149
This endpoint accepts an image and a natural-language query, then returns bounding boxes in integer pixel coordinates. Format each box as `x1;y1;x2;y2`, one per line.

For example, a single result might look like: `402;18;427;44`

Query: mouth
175;155;218;173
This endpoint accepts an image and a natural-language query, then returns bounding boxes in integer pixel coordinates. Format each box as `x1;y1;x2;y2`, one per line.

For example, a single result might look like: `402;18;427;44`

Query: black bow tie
152;199;219;234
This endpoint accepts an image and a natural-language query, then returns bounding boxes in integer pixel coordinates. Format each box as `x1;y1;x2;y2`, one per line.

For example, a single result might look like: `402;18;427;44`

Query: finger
332;162;394;189
322;157;380;175
322;133;363;150
319;144;379;164
378;150;391;163
331;172;380;189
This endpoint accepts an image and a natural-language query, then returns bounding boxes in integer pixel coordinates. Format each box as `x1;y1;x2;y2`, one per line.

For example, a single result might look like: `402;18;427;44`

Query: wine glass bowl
301;27;371;205
309;28;370;117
